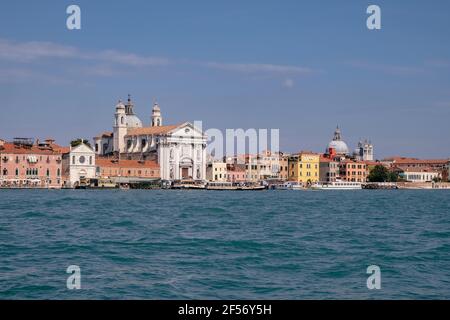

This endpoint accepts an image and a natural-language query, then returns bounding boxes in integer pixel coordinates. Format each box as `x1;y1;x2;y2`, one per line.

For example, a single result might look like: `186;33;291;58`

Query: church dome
326;126;349;155
125;114;143;128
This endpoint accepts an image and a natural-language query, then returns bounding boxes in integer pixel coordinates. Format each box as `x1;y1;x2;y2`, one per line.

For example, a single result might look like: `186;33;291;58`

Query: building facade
339;160;367;182
319;155;339;182
96;158;160;180
399;168;442;183
0;138;64;188
226;164;247;182
62;143;96;188
94;96;207;181
288;152;320;184
206;161;228;182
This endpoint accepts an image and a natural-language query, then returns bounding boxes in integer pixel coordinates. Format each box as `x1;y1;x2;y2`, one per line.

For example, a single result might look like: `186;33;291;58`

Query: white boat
172;180;206;189
310;181;362;190
276;182;305;190
206;181;238;190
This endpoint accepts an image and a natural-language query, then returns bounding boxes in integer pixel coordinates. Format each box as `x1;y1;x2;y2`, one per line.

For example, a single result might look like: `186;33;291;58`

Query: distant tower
151;101;162;127
363;139;374;161
354;139;374;161
125;94;135;115
113;100;126;153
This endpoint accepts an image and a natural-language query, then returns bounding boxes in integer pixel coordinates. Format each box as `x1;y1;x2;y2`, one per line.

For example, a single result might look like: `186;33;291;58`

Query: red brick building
96;157;160;179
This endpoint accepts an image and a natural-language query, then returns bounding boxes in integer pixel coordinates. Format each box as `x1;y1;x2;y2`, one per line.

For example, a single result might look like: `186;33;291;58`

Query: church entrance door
182;168;189;179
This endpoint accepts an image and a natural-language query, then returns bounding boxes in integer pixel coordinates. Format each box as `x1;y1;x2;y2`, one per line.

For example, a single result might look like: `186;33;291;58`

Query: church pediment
169;122;205;138
71;143;94;154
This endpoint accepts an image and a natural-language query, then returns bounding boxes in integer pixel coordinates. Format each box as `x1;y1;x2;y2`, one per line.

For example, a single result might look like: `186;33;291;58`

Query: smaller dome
125;115;143;128
116;100;125;110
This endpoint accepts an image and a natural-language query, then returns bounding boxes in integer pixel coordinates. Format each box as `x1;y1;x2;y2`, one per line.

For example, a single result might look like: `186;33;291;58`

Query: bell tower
151;102;162;127
113;100;126;153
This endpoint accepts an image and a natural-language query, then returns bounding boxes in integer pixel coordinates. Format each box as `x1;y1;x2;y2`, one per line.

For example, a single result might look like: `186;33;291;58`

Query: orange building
96;157;160;179
339;160;367;182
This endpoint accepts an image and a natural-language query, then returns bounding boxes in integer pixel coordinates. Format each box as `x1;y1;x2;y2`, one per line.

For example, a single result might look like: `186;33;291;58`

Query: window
95;144;99;152
72;156;75;165
46;169;50;177
89;156;92;165
57;169;61;177
15;168;19;176
79;156;85;164
2;168;7;176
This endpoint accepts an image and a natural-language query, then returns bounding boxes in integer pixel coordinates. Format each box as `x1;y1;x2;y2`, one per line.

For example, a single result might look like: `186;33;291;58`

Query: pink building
227;164;247;182
0;138;66;188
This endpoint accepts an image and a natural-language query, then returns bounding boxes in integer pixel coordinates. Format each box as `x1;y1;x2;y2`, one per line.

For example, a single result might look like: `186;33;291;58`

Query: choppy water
0;189;449;299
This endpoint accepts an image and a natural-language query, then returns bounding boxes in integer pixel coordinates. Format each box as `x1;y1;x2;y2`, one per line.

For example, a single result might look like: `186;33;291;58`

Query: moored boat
172;180;206;189
310;181;362;190
206;181;238;190
275;181;305;190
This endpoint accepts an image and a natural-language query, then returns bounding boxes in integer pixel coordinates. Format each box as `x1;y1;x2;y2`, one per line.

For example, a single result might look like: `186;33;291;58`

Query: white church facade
93;96;207;181
62;143;96;188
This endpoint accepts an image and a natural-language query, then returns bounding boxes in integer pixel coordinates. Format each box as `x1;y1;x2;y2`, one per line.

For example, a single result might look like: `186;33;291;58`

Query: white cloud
205;61;313;75
0;38;317;78
0;38;169;67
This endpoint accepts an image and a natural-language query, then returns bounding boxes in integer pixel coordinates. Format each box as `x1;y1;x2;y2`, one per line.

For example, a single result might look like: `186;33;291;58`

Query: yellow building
288;152;320;184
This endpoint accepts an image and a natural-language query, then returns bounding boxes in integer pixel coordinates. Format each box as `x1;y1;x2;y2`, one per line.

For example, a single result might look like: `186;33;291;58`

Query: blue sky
1;0;450;158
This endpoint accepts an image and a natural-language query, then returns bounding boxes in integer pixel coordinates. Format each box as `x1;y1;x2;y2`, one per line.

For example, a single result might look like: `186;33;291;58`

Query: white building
399;168;441;183
94;96;207;181
206;161;228;182
62;143;96;188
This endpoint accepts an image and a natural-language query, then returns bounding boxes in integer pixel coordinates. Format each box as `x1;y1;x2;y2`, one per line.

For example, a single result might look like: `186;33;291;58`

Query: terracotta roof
364;161;383;167
95;132;113;139
341;159;366;164
0;142;63;155
52;145;70;154
384;157;448;165
125;125;180;137
401;167;441;173
96;157;159;169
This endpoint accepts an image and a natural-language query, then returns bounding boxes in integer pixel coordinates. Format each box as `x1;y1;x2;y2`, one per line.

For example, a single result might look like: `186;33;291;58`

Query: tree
368;165;390;182
387;171;399;182
70;139;91;148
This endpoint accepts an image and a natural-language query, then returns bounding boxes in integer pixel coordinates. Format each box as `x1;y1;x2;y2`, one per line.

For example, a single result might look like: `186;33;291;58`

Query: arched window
46;169;50;177
2;168;7;176
57;169;60;177
72;156;75;165
15;168;19;176
121;116;124;125
157;119;160;126
89;156;92;165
